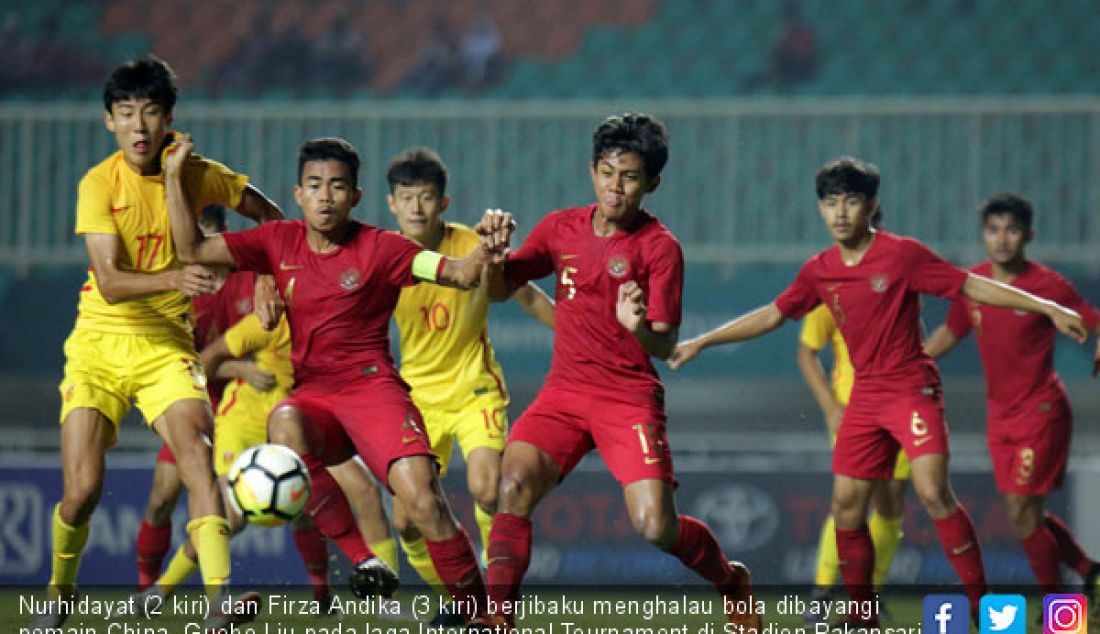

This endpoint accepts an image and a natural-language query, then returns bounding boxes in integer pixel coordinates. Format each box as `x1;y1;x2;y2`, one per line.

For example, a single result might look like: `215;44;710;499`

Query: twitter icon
980;594;1026;634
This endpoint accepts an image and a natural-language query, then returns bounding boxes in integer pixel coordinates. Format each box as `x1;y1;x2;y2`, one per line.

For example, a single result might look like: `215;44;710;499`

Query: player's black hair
387;147;448;196
200;204;227;231
980;192;1033;230
815;156;880;200
298;137;360;189
103;55;178;114
591;113;670;179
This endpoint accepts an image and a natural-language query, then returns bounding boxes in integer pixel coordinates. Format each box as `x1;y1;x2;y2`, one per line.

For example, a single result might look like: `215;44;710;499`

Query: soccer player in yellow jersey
32;56;282;631
796;212;909;624
386;148;554;616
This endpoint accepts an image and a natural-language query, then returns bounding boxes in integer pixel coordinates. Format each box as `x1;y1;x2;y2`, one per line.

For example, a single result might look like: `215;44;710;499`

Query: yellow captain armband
412;250;446;282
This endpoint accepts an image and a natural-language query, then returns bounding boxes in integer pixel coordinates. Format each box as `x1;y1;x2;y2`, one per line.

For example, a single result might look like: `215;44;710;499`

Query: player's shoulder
968;260;992;275
444;221;479;243
79;151;124;189
1026;260;1074;289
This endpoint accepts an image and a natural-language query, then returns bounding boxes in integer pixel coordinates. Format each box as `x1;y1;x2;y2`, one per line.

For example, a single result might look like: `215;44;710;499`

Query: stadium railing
2;97;1100;273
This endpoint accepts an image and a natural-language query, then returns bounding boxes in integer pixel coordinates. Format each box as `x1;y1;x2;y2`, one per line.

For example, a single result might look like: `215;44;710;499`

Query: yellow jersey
223;313;294;392
394;223;508;411
74;142;247;336
799;304;854;405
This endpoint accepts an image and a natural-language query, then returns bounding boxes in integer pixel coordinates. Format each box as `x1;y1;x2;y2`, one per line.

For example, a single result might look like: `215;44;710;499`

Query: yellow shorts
213;379;289;475
419;396;509;476
829;430;911;481
59;328;209;441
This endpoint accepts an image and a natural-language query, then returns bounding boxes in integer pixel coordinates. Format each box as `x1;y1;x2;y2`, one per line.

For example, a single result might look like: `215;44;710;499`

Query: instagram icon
1043;594;1087;634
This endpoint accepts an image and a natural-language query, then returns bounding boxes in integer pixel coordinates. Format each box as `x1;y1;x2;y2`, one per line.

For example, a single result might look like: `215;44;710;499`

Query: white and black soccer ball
226;444;311;527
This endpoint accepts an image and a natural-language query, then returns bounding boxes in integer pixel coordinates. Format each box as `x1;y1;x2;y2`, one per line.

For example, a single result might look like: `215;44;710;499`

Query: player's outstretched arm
667;302;787;370
84;233;220;304
962;273;1088;343
513;282;555;330
923;324;961;359
796;343;844;437
164;134;236;266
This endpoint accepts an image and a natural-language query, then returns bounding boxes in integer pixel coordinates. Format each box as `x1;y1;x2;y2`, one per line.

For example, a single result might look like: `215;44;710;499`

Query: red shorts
155;442;177;465
987;397;1071;495
275;376;433;491
833;381;949;479
508;386;675;486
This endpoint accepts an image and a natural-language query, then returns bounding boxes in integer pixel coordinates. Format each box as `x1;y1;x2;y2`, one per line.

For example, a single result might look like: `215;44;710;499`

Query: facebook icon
923;594;969;634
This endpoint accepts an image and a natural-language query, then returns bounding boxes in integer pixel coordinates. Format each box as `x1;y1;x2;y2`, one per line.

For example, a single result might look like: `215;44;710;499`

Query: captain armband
412;250;446;282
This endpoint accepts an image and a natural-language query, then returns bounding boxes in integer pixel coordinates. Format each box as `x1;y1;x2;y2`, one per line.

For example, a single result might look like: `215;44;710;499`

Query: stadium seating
1;0;1098;99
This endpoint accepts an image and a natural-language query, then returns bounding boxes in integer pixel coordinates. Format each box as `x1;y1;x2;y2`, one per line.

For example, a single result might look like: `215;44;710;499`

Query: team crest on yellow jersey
607;255;630;278
340;269;361;291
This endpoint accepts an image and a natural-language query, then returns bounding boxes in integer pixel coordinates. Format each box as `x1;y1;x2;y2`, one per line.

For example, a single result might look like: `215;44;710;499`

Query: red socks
425;526;487;617
666;515;735;587
293;524;331;600
486;513;532;608
1046;513;1096;577
136;519;172;590
836;527;876;605
934;506;987;613
301;452;372;565
1021;525;1062;593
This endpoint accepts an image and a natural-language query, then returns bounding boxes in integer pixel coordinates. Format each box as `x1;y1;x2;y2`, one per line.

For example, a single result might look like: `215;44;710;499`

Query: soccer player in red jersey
163;136;512;616
479;113;761;631
925;193;1100;596
669;157;1090;625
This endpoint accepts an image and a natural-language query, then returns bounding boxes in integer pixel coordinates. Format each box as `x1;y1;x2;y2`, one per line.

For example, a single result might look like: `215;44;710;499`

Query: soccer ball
226;444;311;527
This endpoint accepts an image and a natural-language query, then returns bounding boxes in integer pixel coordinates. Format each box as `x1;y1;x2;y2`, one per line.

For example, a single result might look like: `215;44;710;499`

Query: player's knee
913;479;954;516
632;509;676;547
402;491;447;526
469;476;500;515
497;469;534;513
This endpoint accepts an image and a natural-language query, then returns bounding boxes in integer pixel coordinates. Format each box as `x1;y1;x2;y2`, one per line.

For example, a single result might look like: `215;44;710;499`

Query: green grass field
4;588;1062;633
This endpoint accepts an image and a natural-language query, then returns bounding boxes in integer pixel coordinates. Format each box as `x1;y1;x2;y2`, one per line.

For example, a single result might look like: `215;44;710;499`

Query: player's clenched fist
163;132;194;176
616;281;647;334
477;208;515;263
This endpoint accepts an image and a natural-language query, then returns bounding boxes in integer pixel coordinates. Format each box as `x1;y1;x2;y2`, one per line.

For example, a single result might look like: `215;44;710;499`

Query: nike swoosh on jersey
560;253;579;260
110;206;130;214
913;436;932;447
279;262;305;271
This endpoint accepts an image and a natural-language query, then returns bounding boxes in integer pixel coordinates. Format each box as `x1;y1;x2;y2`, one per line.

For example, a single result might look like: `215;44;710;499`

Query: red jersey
192;270;256;349
775;231;967;387
505;205;683;406
223;220;423;384
946;260;1100;417
193;269;256;406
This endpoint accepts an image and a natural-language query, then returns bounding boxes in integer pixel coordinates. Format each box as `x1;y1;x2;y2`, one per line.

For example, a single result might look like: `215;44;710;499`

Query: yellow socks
187;516;231;599
368;537;399;574
474;505;494;566
869;510;903;590
156;546;199;594
813;514;839;589
49;505;89;598
400;535;447;596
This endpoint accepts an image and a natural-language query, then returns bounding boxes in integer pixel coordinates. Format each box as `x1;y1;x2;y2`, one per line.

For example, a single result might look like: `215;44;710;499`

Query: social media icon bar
1044;594;1087;634
923;594;969;634
980;594;1025;634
